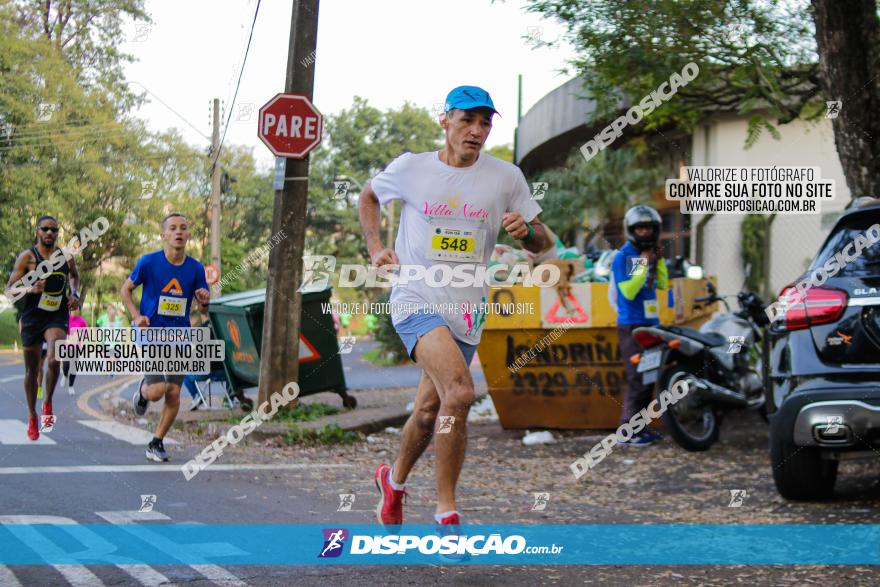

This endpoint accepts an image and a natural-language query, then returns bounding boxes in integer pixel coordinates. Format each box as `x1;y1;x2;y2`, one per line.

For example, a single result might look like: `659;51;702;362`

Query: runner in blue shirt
611;205;668;446
121;213;210;462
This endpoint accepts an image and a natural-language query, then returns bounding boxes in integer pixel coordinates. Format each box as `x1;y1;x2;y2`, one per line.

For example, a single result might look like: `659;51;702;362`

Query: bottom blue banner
0;524;877;565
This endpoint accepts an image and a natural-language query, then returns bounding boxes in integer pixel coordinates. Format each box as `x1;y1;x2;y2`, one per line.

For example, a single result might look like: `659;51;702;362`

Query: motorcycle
631;278;770;451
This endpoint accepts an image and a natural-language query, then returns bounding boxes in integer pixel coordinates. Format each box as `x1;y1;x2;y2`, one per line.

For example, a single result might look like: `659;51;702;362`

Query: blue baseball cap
444;85;499;116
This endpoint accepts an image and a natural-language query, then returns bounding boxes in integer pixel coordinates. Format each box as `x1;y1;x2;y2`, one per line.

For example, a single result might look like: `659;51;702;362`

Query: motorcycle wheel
659;367;720;451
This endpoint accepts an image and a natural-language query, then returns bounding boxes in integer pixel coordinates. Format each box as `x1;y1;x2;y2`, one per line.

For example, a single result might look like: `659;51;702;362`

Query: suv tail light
779;286;848;330
633;330;664;348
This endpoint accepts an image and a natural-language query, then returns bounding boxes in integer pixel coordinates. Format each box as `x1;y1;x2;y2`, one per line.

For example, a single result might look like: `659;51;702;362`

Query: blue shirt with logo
129;251;208;328
612;241;668;326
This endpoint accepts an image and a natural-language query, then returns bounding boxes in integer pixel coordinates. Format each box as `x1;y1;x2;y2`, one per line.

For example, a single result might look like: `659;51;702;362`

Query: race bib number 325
158;295;186;317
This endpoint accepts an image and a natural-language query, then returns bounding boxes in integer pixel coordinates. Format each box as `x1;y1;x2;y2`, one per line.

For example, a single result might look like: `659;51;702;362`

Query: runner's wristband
522;223;535;242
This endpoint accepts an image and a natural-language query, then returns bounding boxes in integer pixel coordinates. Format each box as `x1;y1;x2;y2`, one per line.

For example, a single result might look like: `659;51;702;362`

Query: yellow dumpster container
477;277;717;429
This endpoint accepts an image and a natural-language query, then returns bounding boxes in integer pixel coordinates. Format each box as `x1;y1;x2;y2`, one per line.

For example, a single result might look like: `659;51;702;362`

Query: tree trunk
812;0;880;200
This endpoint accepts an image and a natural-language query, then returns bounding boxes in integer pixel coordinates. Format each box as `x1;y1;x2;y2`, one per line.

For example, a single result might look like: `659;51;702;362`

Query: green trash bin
208;287;354;408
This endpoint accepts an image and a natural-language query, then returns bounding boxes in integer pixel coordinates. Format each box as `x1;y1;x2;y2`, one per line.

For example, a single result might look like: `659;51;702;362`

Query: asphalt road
0;350;877;586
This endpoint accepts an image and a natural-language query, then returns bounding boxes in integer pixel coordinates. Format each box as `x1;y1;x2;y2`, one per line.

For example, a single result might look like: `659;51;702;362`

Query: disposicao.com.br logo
318;527;563;558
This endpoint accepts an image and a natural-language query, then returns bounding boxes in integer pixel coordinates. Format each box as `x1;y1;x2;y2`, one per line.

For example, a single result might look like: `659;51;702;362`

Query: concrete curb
247;408;412;442
95;376;416;441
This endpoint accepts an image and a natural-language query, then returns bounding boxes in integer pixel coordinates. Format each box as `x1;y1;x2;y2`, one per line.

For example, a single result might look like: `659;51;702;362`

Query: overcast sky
120;0;577;169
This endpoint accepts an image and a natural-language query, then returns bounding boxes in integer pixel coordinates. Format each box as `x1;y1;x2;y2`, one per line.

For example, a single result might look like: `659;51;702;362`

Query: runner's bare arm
4;250;38;297
522;219;549;253
5;251;30;291
67;256;80;311
358;181;399;267
120;278;148;327
194;288;210;313
502;213;548;253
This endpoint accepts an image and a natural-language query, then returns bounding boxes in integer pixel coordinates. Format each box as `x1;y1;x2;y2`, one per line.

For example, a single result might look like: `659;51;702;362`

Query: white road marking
0;515;76;524
0;512;172;586
0;516;104;587
51;565;105;587
0;419;56;445
94;510;171;523
88;510;176;586
189;564;246;586
97;511;245;586
114;564;171;586
0;463;352;475
77;420;179;445
0;565;23;586
0;375;23;383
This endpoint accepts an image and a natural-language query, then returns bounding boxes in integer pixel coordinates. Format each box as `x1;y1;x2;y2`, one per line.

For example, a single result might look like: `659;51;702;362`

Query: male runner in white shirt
359;85;548;527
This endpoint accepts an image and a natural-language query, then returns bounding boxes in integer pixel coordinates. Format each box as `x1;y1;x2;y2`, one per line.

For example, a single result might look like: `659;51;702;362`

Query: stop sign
258;93;323;158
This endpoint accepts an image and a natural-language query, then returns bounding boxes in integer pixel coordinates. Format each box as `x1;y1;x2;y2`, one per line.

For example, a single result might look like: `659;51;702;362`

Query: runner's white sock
388;465;405;490
434;511;458;523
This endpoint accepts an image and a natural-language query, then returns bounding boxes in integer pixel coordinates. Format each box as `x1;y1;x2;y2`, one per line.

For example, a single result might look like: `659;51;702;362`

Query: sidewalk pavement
100;376;490;439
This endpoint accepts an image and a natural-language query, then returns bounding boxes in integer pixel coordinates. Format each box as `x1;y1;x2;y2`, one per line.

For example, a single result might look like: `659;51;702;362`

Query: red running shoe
436;512;467;562
374;464;406;526
27;415;39;441
41;401;55;432
437;512;460;525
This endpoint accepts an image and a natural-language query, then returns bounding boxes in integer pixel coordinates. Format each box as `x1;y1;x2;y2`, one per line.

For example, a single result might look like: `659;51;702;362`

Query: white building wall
689;115;850;296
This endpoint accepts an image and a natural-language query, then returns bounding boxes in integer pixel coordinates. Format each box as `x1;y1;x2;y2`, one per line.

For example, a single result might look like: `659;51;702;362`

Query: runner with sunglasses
5;216;80;440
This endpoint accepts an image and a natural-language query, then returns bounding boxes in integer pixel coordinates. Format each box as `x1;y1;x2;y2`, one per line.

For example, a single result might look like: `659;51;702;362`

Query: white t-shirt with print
370;151;542;345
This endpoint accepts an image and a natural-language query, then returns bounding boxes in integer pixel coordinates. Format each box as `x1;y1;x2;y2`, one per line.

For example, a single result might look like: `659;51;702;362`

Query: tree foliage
0;0;279;302
525;0;820;137
532;143;667;244
0;0;152;297
305;97;442;266
486;143;513;162
1;1;444;313
525;0;880;200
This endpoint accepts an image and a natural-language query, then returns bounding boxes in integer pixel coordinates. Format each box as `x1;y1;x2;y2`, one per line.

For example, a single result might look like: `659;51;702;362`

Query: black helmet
623;205;661;251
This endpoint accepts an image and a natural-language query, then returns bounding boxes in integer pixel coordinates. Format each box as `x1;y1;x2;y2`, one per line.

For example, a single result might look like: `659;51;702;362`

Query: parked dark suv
766;198;880;500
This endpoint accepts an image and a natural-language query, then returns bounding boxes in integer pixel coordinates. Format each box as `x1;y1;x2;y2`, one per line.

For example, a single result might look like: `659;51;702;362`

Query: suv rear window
811;213;880;277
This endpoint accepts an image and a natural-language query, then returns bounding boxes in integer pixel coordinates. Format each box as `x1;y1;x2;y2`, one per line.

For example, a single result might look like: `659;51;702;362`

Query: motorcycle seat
664;325;727;348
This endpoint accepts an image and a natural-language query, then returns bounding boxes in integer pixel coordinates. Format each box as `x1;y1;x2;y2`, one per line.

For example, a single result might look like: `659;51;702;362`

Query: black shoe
619;430;657;447
145;438;169;462
132;380;148;416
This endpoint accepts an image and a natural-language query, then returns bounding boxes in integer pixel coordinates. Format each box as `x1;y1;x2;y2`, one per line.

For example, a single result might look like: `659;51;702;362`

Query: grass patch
362;346;408;367
285;423;359;445
0;310;20;346
222;401;339;424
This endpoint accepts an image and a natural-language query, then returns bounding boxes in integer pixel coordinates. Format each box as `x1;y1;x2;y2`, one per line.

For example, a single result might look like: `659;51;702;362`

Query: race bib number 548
426;219;485;263
432;235;474;253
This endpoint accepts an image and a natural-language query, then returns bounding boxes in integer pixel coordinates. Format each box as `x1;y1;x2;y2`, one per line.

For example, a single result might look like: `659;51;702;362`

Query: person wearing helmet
611;205;668;446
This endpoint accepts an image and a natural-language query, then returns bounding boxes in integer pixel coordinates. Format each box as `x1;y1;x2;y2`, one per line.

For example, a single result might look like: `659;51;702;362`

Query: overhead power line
127;81;211;141
216;0;262;163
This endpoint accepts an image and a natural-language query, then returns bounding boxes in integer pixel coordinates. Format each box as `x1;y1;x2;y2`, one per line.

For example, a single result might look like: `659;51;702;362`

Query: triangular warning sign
298;334;321;363
544;292;589;324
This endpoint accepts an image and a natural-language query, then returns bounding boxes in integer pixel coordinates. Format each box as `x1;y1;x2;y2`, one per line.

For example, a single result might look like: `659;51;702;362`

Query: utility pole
209;97;222;295
257;0;320;406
